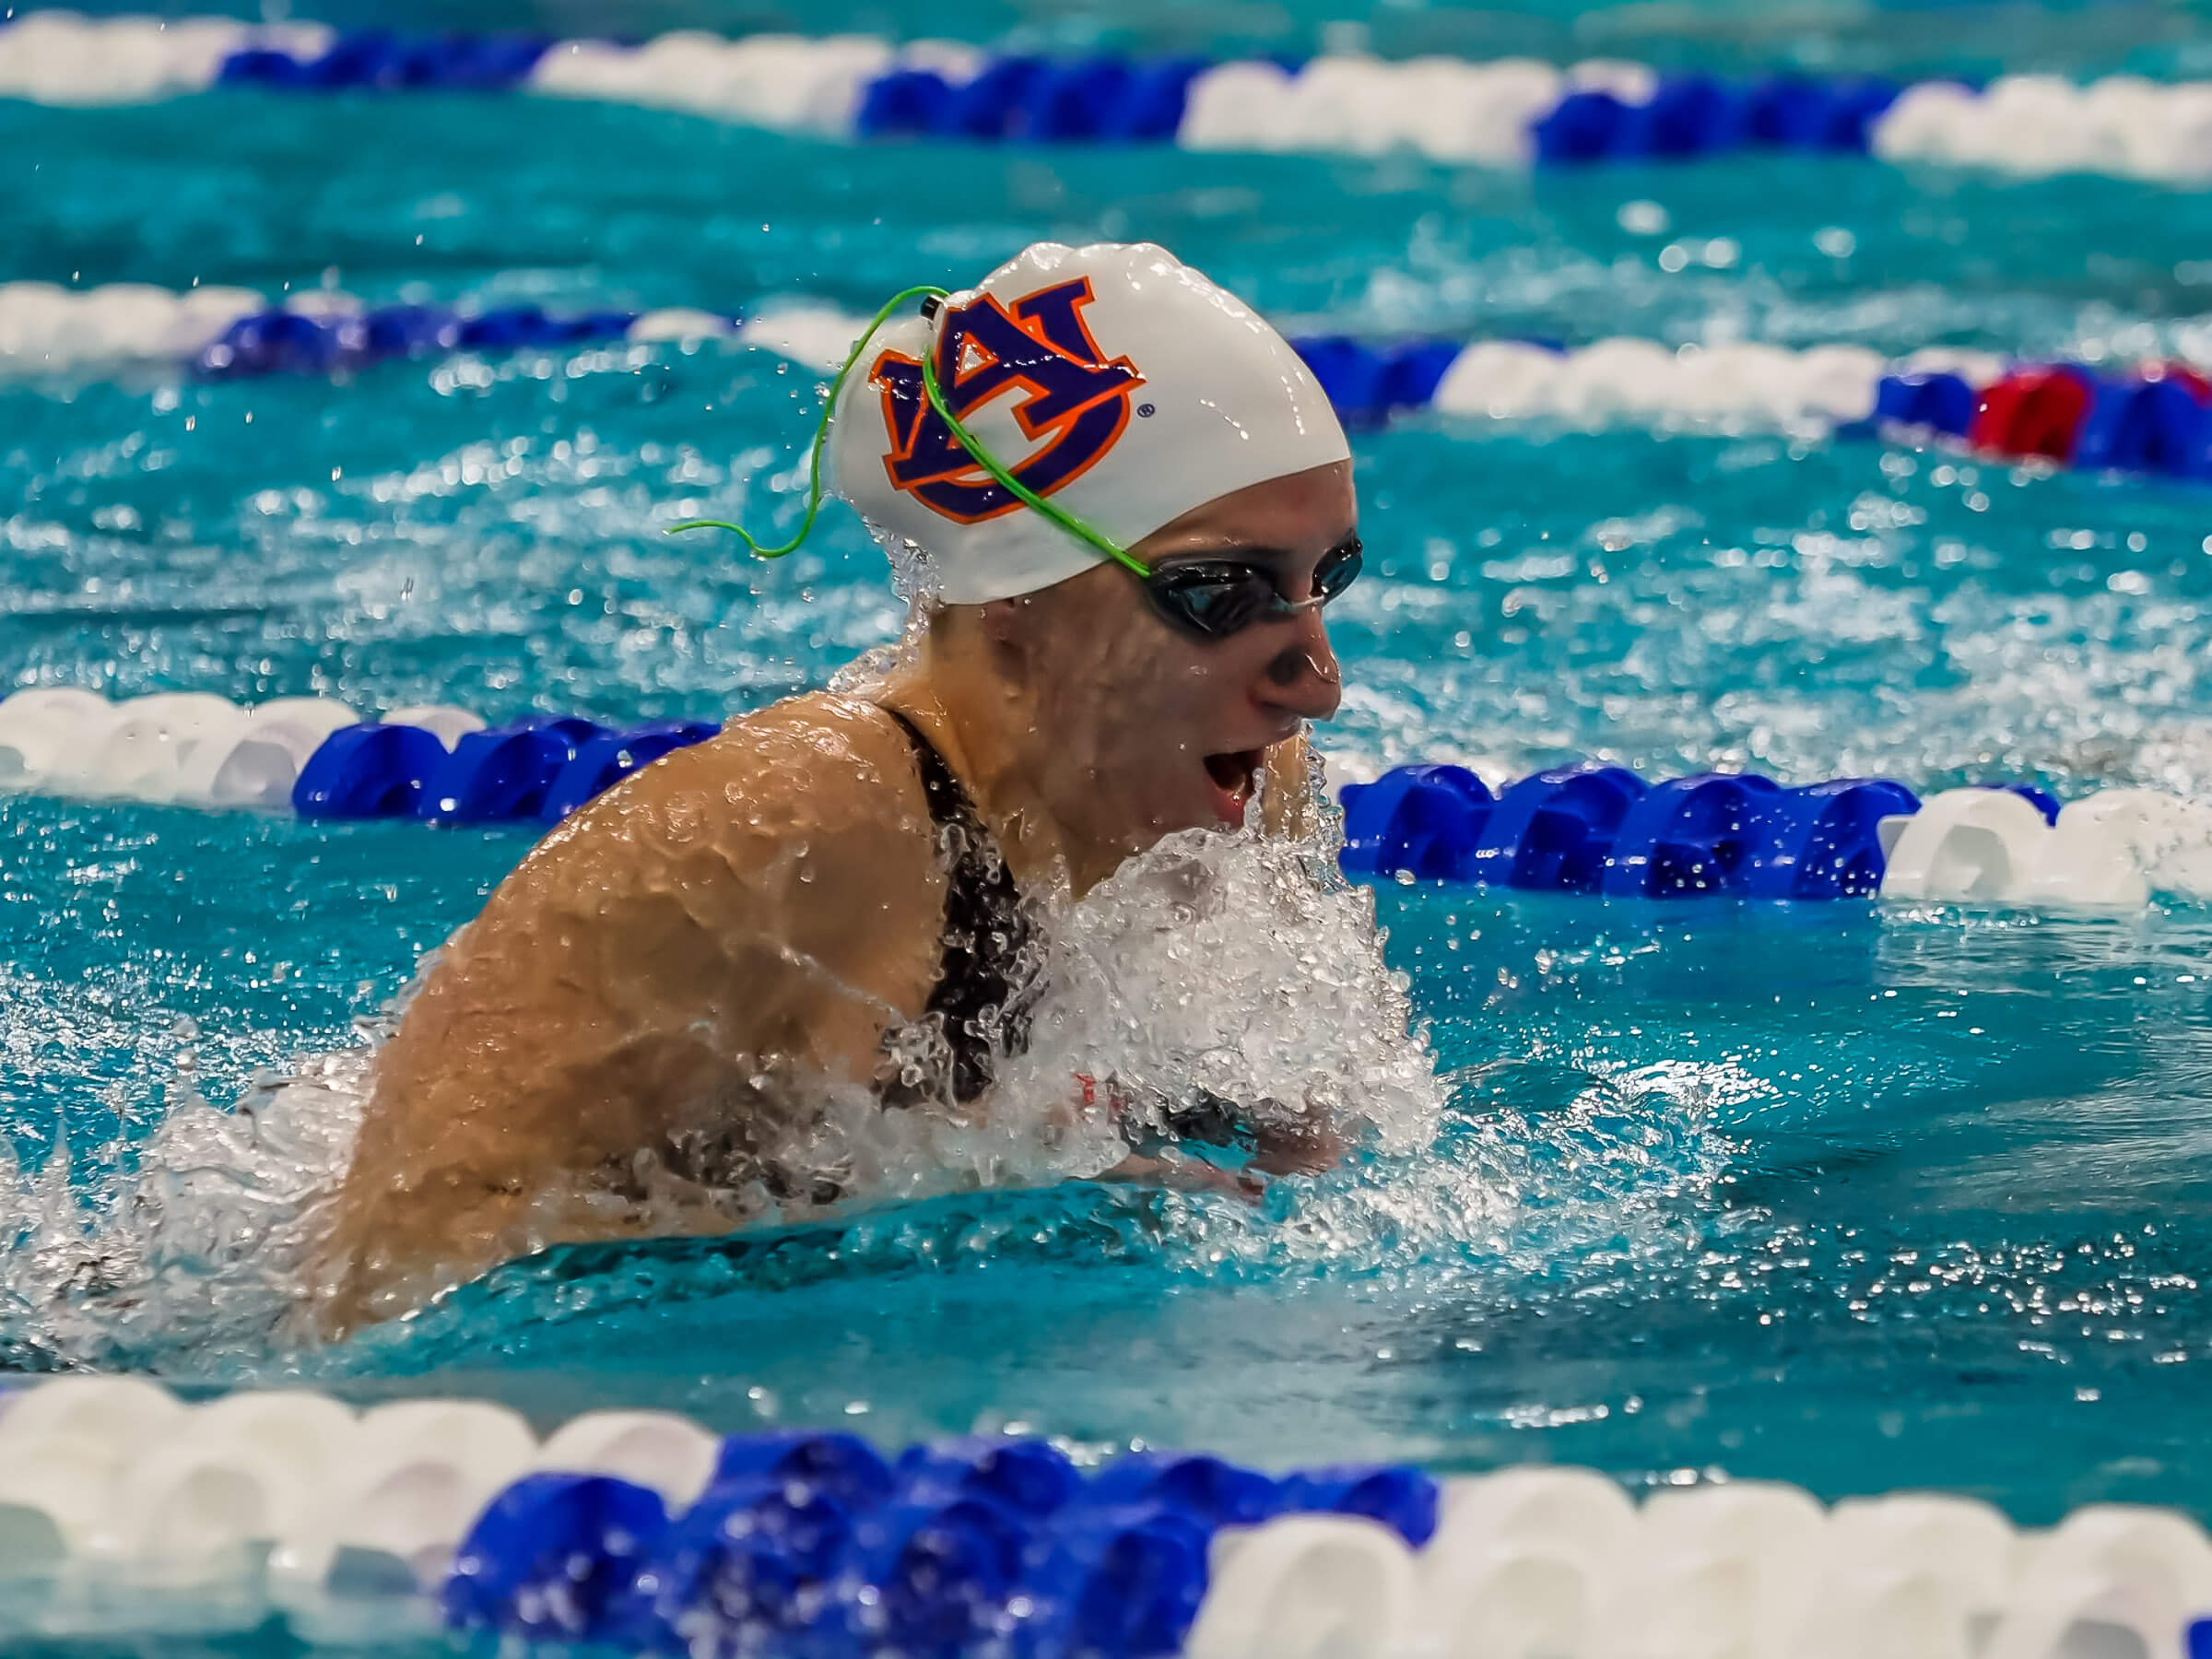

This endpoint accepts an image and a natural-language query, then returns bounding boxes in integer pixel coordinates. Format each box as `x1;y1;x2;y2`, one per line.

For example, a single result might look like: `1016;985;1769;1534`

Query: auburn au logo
872;277;1144;525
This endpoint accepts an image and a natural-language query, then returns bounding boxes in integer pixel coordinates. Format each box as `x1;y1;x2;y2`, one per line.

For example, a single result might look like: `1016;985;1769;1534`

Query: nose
1259;609;1342;722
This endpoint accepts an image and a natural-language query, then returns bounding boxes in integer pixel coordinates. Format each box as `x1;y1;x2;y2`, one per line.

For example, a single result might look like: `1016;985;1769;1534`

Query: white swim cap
829;241;1350;605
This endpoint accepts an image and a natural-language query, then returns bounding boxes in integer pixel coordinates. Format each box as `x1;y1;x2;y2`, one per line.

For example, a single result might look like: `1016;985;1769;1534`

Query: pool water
6;4;2212;1537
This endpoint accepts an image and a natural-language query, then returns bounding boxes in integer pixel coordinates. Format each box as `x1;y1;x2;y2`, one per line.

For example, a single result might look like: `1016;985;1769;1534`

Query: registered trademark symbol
1135;403;1156;418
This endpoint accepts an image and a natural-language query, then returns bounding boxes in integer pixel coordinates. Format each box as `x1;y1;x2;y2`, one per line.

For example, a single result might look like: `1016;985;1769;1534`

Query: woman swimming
313;241;1365;1332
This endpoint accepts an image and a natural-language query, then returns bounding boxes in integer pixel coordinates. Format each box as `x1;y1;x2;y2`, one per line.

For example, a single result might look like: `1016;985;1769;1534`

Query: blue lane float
1339;762;1923;899
196;301;643;379
218;30;554;91
1531;74;1900;164
290;723;451;819
295;717;721;826
443;1430;1436;1657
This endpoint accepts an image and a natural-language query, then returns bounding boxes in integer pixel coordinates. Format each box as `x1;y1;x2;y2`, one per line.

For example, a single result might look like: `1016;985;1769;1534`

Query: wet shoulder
654;691;928;842
524;691;939;907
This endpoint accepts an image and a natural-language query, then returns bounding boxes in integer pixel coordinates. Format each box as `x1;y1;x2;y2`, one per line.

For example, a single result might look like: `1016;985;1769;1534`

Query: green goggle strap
668;287;1153;581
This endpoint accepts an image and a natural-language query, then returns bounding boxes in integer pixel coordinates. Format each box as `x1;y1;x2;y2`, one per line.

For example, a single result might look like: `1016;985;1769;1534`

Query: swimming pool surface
6;0;2212;1544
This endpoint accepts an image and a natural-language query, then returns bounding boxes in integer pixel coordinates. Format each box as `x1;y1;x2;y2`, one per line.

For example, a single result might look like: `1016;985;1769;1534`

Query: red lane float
1965;365;2096;463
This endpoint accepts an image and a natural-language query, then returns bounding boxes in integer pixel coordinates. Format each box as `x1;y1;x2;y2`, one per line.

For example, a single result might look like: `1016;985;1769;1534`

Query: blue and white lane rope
1340;764;2212;912
3;688;2208;913
0;280;750;379
0;688;716;828
8;11;2212;181
1;1375;2211;1655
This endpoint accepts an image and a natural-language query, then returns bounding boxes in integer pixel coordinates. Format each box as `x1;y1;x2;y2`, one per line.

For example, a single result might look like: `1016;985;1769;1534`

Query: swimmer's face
991;459;1353;855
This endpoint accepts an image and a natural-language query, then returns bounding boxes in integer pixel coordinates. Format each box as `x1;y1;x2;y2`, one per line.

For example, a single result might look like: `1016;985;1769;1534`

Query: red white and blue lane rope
0;281;2201;487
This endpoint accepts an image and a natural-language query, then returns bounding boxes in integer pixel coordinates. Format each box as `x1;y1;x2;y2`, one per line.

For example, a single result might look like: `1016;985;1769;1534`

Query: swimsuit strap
881;706;1034;1104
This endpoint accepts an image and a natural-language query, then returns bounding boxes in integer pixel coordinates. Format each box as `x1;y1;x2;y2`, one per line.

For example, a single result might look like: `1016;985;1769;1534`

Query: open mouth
1203;748;1263;813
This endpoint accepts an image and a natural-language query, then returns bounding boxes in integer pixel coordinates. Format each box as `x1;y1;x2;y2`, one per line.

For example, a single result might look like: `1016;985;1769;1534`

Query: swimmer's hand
1088;1076;1349;1183
1097;1149;1265;1204
1164;1083;1347;1175
1248;1112;1347;1177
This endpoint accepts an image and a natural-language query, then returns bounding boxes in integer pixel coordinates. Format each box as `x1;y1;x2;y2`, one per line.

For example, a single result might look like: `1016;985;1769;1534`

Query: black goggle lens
1151;569;1274;637
1313;540;1363;601
1144;540;1363;640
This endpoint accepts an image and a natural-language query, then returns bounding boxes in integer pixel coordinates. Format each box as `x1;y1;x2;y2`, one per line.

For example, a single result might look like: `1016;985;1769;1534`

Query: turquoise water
6;38;2212;1532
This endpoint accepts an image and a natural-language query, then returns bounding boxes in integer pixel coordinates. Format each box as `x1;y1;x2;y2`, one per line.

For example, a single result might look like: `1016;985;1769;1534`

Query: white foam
1002;821;1444;1164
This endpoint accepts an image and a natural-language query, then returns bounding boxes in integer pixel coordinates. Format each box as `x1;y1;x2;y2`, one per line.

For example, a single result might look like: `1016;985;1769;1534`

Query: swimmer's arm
1097;1148;1265;1202
317;698;942;1328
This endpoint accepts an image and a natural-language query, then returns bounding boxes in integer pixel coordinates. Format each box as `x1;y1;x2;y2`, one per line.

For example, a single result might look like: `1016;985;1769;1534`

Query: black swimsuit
876;709;1242;1148
880;707;1034;1105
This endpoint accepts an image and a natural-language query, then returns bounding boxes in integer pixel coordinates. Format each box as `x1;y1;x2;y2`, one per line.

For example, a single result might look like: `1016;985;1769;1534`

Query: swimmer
313;242;1362;1332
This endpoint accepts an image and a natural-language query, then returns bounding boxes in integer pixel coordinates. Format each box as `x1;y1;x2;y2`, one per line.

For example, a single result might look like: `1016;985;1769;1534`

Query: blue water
7;17;2212;1535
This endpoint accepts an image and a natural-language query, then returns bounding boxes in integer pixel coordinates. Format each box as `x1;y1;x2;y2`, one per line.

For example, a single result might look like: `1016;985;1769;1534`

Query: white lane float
1430;337;1890;431
0;12;327;106
1417;1468;1638;1658
0;688;367;809
530;29;897;134
1877;787;2212;910
1873;73;2212;182
1188;1515;1421;1659
267;1399;537;1644
531;1409;723;1509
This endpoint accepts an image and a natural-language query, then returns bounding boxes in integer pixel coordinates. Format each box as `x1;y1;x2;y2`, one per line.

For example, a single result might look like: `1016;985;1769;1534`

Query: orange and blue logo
872;278;1145;525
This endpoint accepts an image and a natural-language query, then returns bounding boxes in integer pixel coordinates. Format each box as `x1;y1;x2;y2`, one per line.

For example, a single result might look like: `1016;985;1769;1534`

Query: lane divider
1301;334;2212;485
11;279;2211;491
0;688;718;825
8;12;2212;181
1342;765;2212;911
6;690;2208;913
2;1375;2211;1653
0;280;741;377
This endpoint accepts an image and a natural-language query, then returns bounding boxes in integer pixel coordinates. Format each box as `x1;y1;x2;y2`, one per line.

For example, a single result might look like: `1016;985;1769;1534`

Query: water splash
1004;819;1443;1159
0;1039;372;1371
0;771;1473;1370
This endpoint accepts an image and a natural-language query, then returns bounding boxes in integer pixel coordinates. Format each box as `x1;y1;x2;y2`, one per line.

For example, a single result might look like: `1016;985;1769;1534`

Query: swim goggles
669;285;1363;642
